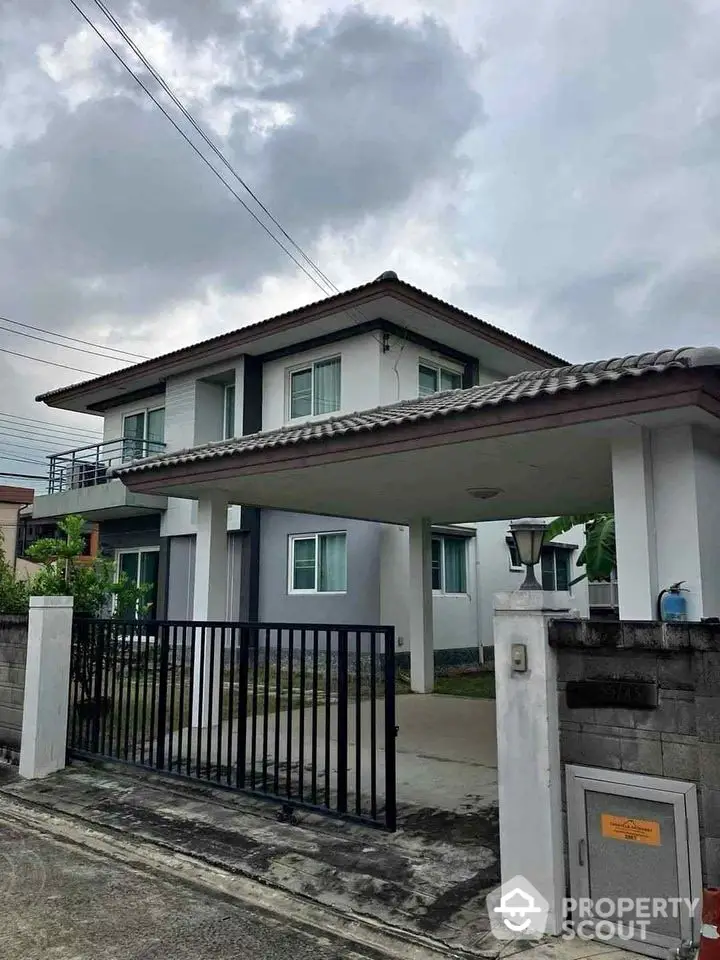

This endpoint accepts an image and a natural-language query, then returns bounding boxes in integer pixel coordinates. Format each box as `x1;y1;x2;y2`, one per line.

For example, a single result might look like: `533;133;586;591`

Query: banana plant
545;513;616;584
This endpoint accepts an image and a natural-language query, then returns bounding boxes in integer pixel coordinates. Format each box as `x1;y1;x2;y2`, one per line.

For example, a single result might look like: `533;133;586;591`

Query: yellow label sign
601;814;661;846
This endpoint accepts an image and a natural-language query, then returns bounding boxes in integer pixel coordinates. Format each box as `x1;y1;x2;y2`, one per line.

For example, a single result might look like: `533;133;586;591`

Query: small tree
0;514;150;618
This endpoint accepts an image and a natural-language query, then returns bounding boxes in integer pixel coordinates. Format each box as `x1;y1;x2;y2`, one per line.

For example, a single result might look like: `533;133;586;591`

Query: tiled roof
37;274;564;403
113;346;720;477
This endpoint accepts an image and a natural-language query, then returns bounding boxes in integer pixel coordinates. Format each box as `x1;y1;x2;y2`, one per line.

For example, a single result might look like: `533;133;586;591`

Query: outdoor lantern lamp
509;518;547;590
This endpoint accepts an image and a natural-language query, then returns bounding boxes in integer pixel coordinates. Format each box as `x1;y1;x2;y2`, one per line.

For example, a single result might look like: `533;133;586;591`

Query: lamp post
509;518;547;590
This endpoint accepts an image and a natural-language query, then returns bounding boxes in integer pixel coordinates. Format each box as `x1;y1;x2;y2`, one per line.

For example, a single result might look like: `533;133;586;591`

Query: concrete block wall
549;619;720;884
0;615;29;751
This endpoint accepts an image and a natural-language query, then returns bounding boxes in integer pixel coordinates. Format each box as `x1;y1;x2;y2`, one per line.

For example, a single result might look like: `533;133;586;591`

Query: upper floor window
122;407;165;461
223;383;235;439
289;357;341;419
540;545;571;592
288;531;347;594
418;362;463;397
431;535;467;594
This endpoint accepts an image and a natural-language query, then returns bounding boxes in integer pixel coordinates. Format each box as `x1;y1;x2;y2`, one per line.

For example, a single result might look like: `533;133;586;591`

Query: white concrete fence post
493;589;576;936
19;595;74;780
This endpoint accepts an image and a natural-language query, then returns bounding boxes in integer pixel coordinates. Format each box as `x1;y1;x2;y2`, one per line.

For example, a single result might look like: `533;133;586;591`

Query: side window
223;383;236;439
289;532;347;593
418;361;463;397
289;357;341;419
540;546;572;592
431;536;468;594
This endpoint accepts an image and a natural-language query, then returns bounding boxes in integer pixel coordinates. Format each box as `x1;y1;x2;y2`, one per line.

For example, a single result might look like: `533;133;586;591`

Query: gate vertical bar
91;620;104;754
383;626;397;831
155;623;170;770
336;629;349;814
236;626;249;788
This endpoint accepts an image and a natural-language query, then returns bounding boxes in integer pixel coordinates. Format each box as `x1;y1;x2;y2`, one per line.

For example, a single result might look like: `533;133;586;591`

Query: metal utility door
566;765;701;958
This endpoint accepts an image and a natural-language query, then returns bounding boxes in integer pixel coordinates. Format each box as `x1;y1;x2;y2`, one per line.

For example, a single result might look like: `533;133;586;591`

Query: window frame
418;359;464;398
121;405;166;461
540;545;572;593
507;537;524;572
287;531;348;595
287;355;342;421
431;535;469;595
223;382;236;440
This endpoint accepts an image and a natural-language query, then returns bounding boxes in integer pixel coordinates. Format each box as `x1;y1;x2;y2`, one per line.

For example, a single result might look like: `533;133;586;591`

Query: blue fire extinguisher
657;582;688;622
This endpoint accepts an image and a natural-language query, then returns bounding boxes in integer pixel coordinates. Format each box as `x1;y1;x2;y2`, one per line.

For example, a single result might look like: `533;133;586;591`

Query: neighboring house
15;517;99;578
0;486;34;573
32;272;588;659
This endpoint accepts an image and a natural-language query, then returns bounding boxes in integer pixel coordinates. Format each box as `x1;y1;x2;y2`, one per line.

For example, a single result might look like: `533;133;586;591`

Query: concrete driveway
155;691;498;819
395;694;498;814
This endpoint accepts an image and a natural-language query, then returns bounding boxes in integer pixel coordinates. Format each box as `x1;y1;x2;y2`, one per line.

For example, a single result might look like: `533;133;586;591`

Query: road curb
0;792;490;960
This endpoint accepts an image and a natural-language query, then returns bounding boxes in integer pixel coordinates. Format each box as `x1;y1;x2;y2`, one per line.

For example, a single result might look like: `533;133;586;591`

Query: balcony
32;439;169;521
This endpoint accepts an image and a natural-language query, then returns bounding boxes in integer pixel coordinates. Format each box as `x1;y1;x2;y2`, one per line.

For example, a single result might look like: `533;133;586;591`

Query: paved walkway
0;761;640;960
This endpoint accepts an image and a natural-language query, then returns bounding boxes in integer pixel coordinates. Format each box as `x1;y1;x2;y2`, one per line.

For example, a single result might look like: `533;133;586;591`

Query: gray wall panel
258;511;382;625
167;535;195;620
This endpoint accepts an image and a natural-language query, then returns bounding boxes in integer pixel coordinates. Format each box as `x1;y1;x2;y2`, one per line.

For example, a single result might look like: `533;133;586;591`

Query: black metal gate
68;619;397;829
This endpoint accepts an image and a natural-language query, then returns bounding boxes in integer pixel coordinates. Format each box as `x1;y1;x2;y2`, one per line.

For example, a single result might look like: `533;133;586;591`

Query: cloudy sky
0;0;718;485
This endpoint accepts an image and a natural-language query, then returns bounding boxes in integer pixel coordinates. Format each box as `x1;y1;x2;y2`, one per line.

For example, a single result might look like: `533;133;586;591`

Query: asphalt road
0;814;390;960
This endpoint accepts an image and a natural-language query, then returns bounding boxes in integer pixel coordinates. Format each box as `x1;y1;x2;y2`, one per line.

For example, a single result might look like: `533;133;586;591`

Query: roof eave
36;278;566;411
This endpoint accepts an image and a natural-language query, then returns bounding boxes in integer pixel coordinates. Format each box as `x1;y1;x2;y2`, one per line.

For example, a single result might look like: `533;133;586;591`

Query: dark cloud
0;2;481;337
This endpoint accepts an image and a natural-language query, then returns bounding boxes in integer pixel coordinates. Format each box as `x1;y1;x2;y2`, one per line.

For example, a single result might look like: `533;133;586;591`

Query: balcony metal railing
588;580;619;609
47;438;166;494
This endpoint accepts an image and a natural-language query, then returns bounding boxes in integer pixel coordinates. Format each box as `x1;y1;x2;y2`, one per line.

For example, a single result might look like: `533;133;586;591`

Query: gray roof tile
114;346;720;477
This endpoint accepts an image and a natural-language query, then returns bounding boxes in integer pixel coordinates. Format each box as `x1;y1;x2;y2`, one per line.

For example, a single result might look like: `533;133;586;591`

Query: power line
0;438;77;455
0;452;53;467
0;344;105;375
0;423;102;446
0;472;47;481
76;0;385;349
0;319;136;364
0;412;101;438
0;423;100;449
90;0;339;298
0;315;148;361
68;0;337;296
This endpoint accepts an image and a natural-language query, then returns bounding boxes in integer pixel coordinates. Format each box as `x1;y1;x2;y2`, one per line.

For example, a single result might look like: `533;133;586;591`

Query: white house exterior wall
262;334;380;430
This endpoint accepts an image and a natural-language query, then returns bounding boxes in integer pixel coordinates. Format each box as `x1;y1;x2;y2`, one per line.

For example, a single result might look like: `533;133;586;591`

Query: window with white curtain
431;536;468;593
418;361;463;397
289;356;341;419
288;532;347;593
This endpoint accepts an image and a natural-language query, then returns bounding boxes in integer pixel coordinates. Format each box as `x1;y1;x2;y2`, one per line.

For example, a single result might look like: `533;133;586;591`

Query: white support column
20;596;74;780
408;517;434;694
612;424;720;621
192;496;228;727
611;426;658;620
493;590;574;936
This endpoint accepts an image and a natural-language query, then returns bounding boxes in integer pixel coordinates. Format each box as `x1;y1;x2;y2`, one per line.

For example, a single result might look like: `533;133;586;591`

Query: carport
116;346;720;691
81;347;720;937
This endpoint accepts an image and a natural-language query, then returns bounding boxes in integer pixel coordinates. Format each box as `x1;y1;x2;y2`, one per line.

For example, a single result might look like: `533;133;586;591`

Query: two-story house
31;272;586;661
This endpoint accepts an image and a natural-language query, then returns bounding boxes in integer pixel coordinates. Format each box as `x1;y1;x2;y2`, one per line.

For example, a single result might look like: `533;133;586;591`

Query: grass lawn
396;669;496;699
